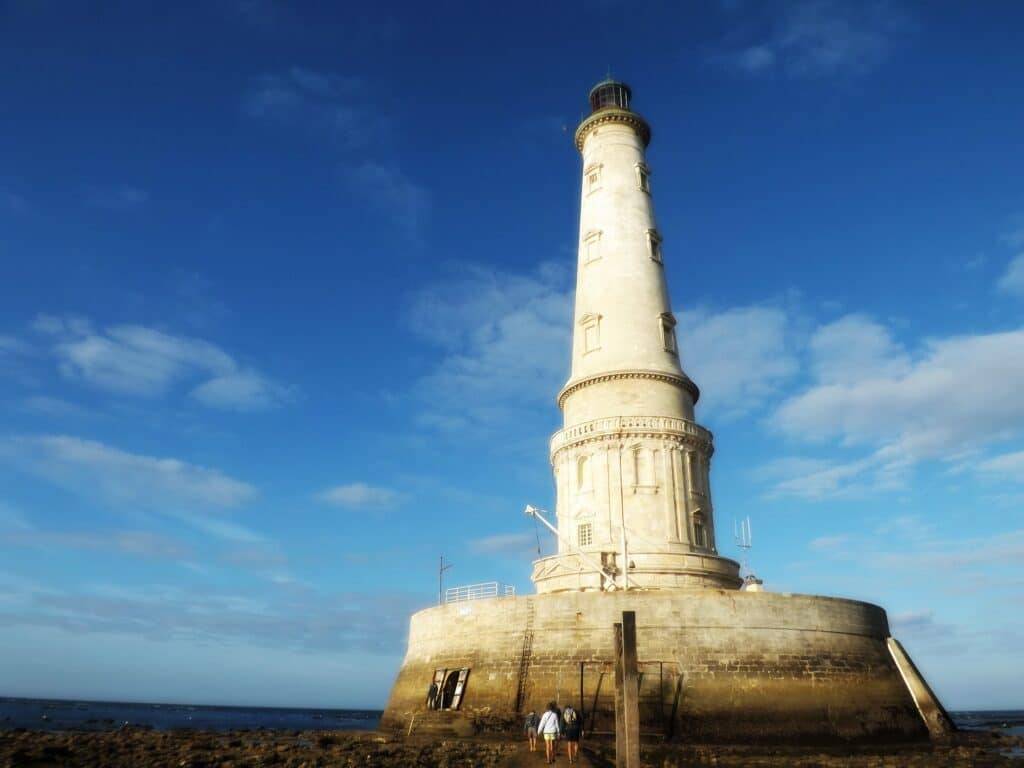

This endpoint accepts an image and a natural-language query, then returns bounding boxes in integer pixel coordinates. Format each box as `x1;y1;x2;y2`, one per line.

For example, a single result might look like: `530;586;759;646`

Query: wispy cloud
1;187;30;216
677;304;798;418
2;527;189;560
318;483;404;510
0;502;33;532
344;161;429;240
0;577;418;654
244;67;379;150
33;314;291;411
0;434;257;509
975;450;1024;483
469;532;538;557
997;254;1024;299
244;66;428;239
711;0;908;79
20;396;99;420
410;261;573;434
0;334;32;357
84;184;149;209
1002;215;1024;249
756;450;908;499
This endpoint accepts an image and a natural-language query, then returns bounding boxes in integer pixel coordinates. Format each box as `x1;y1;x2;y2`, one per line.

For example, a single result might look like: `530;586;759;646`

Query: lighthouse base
381;590;947;743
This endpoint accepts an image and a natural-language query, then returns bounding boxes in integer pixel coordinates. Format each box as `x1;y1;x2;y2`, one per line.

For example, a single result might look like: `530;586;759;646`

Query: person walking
561;704;581;764
537;701;560;764
524;709;539;752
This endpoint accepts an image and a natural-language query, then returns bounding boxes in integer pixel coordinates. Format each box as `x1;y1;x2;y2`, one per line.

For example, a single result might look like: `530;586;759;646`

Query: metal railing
445;581;516;603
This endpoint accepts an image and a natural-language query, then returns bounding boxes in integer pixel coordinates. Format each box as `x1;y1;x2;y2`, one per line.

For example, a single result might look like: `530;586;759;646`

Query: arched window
577;455;592;493
693;511;708;549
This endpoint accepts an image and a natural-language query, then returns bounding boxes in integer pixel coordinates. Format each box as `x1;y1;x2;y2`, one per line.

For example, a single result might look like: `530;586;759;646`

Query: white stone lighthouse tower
532;80;742;593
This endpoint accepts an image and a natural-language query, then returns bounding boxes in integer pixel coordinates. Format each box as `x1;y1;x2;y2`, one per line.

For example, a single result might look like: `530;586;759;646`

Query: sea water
0;697;381;732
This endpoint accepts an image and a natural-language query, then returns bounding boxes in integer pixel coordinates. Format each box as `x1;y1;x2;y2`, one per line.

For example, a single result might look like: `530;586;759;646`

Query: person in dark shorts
524;709;539;752
561;704;581;764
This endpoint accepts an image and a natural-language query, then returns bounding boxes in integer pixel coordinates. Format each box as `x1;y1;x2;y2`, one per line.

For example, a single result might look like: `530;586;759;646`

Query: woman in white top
537;702;561;764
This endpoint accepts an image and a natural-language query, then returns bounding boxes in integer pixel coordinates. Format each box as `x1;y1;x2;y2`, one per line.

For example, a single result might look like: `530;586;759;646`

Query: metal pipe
524;505;619;589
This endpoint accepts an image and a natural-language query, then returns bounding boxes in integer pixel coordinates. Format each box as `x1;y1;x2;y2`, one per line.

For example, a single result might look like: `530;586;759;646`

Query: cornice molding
574;108;652;151
557;369;700;409
550;415;715;459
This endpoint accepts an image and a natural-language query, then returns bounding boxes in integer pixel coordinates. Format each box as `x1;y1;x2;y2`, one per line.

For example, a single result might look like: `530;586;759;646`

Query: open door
428;669;446;709
450;668;470;710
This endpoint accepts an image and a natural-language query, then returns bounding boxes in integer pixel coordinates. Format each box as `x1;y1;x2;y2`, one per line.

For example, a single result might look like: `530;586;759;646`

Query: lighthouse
533;79;741;593
380;79;951;744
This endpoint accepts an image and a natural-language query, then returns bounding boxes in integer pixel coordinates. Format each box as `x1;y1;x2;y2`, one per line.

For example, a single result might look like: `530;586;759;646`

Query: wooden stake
615;611;640;768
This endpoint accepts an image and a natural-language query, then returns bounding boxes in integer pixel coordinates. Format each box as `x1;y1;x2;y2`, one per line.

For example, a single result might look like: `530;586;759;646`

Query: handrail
445;581;517;603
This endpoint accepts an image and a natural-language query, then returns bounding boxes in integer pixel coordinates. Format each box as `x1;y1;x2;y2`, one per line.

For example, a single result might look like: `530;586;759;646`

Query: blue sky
1;0;1023;710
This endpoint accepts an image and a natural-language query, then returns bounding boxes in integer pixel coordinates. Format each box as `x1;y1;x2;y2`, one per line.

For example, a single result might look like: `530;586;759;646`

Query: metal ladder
514;601;535;713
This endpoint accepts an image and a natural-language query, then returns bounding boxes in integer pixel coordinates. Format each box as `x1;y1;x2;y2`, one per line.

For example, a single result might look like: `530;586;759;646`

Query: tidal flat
1;728;1021;767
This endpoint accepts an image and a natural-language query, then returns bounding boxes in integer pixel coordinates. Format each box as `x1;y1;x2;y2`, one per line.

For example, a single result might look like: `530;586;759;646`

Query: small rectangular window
660;313;677;355
584;163;603;194
647;229;662;263
636;163;651;194
584;230;603;263
578;523;593;547
580;313;602;354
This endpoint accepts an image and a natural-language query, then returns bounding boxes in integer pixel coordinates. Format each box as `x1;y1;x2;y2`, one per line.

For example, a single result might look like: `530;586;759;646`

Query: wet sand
1;727;1021;767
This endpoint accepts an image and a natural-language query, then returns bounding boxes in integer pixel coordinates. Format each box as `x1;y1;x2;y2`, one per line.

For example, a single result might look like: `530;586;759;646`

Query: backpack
564;707;577;725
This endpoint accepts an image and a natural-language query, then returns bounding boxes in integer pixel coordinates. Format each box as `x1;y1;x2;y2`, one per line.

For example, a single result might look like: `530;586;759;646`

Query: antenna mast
438;555;454;605
734;516;753;576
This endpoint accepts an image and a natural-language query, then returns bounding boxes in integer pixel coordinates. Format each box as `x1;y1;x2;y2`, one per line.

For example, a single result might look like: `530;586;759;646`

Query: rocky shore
1;727;1021;767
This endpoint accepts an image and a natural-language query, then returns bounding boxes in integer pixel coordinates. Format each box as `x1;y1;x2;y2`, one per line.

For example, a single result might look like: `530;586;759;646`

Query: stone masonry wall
380;590;928;744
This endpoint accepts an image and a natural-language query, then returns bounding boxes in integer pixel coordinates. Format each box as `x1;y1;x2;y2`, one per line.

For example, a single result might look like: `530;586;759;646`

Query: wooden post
614;611;640;768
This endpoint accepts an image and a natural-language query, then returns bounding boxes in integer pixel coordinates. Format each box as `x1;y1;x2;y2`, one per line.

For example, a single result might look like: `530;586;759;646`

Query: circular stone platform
381;590;929;743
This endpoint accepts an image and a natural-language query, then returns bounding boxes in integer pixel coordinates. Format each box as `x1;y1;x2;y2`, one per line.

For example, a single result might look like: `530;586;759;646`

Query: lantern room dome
588;79;632;112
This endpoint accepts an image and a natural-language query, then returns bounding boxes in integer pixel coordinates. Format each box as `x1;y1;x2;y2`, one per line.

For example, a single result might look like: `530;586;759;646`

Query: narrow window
635;163;651;194
584;230;603;264
578;523;593;547
584;163;603;194
659;313;677;355
693;512;707;549
580;313;602;354
647;229;662;263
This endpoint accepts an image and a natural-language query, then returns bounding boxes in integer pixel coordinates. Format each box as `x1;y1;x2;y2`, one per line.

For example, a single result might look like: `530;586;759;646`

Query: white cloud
808;534;849;553
1;188;29;216
975;450;1024;483
713;0;907;79
0;435;256;509
997;254;1024;299
34;315;289;411
85;184;149;209
0;334;31;356
191;371;291;411
20;396;97;420
243;67;376;150
677;305;797;418
774;318;1024;461
410;261;573;432
3;528;188;560
757;451;907;499
469;532;538;557
318;483;403;510
171;511;266;543
345;161;429;240
0;502;33;531
807;314;909;384
1002;216;1024;249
